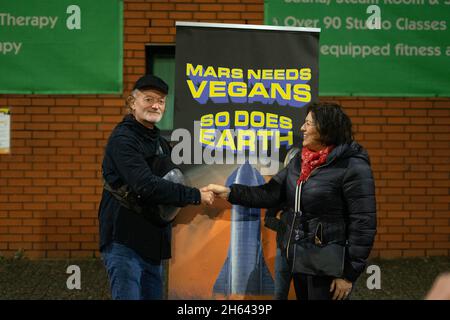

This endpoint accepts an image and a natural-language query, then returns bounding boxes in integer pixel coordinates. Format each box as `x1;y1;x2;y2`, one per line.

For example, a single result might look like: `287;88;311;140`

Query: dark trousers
274;248;292;300
293;273;351;300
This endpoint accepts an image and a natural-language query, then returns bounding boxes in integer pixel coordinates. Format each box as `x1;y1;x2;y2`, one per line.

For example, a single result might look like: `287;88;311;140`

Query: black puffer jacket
229;141;377;282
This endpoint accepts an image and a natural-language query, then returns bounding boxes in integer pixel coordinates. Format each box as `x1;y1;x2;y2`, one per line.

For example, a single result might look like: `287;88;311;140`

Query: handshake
199;184;231;205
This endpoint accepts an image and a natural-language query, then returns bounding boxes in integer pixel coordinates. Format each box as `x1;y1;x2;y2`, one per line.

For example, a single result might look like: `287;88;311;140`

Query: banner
265;1;450;97
0;0;123;94
171;22;319;299
174;22;320;173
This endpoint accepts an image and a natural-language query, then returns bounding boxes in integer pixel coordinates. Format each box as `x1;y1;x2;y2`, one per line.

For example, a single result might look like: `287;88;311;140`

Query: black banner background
174;24;320;166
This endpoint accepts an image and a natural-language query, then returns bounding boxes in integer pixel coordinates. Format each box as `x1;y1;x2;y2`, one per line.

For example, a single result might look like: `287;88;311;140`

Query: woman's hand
201;184;231;200
330;278;352;300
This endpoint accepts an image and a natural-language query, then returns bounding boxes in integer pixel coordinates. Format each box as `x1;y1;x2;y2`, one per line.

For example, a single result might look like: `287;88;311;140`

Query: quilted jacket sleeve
228;178;284;208
342;157;377;282
107;134;200;207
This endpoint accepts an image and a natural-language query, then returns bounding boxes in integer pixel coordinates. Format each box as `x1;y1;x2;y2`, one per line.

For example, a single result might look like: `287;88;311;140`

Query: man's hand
330;278;352;300
200;190;214;205
201;184;231;200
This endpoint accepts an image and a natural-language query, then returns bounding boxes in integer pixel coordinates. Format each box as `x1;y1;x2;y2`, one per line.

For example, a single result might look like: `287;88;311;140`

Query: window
146;45;175;132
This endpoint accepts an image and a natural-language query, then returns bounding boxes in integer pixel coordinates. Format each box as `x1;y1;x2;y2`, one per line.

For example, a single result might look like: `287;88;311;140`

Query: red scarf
297;145;335;184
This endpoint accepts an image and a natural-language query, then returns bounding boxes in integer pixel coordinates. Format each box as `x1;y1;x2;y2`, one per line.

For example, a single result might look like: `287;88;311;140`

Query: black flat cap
133;74;169;94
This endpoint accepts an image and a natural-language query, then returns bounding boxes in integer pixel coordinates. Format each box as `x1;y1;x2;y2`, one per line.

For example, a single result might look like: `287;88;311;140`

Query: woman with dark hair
203;102;377;300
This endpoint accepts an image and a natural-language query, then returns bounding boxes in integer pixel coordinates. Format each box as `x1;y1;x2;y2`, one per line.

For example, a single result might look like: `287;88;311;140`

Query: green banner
0;0;123;94
265;0;450;97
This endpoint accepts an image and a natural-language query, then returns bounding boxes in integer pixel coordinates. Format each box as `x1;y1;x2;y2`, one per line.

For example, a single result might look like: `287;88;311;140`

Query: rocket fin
212;253;231;295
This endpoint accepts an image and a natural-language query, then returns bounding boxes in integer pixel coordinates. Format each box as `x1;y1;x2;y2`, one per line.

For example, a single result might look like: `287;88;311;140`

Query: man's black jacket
98;114;200;262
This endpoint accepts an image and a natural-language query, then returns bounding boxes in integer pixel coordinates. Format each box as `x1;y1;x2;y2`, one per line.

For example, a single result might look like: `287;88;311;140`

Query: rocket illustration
213;162;274;296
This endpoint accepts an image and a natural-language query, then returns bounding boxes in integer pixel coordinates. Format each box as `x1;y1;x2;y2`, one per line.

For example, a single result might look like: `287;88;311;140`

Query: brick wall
0;0;448;259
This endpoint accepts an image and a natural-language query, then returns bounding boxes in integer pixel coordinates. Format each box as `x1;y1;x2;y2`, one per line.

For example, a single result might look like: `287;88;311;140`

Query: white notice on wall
0;107;11;154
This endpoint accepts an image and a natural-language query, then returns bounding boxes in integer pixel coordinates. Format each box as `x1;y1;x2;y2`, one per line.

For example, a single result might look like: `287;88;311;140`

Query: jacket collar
327;141;370;164
122;114;160;140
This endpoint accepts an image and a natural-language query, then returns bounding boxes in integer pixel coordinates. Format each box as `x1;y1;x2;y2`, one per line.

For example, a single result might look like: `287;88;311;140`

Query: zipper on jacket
286;156;337;262
286;181;302;260
291;238;297;274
